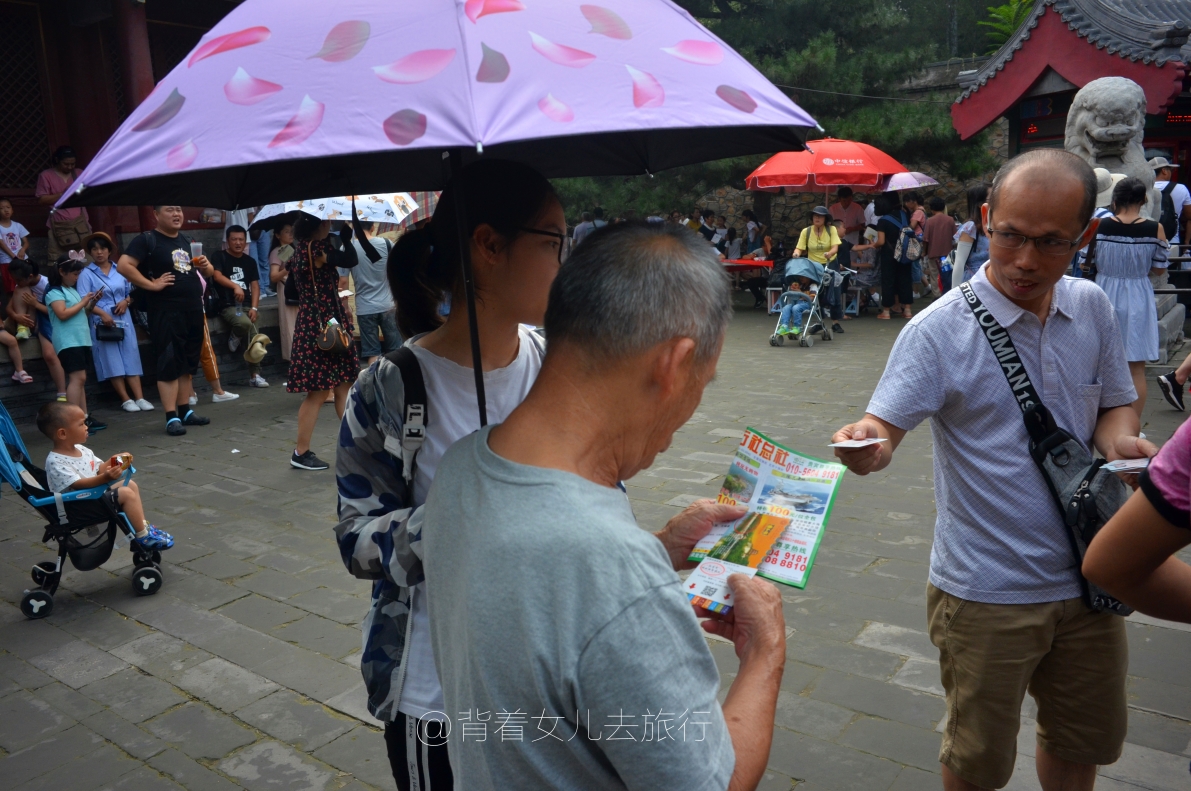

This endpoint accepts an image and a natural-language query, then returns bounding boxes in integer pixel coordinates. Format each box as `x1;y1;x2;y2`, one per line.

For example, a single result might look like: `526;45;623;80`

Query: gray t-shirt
422;426;734;791
340;237;394;316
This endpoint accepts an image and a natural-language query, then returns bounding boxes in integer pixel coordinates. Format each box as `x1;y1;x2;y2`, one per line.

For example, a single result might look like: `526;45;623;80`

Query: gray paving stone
786;633;905;681
80;667;188;723
234;690;356;751
195;622;289;671
1125;708;1191;757
838;716;941;772
851;622;935;661
217;740;335;791
0;689;76;751
123;604;230;648
0;651;54;690
0;724;106;787
252;551;319;575
0;620;76;661
157;540;214;565
284;589;368;626
1127;676;1191;722
773;691;854;739
755;770;796;791
216;594;306;631
97;765;186;791
83;709;168;759
163;573;249;610
890;658;945;696
1098;740;1191;791
28;639;129;688
109;633;214;683
271;615;362;659
810;670;944;730
254;646;361;703
233;569;320;600
144;702;257;760
14;742;142;791
183;554;260;580
148;748;241;791
32;680;105;720
58;607;150;650
766;728;902;791
175;657;279;712
312;727;396;790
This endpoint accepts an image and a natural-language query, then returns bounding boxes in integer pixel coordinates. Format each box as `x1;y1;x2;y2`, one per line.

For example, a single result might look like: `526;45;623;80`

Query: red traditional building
1;0;232;249
951;0;1191;168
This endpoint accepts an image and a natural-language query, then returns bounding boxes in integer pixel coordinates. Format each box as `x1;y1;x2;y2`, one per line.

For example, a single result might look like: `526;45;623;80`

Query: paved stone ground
1;292;1189;791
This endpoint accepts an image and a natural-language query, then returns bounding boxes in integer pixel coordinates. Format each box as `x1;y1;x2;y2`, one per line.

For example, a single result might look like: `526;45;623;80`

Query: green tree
554;0;1000;217
979;0;1035;53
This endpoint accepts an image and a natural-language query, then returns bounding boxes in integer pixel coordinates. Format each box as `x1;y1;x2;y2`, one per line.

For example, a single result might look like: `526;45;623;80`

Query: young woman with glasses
333;159;564;791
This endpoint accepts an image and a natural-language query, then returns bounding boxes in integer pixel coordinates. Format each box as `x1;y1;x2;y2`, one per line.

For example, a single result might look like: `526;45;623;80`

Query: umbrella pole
447;149;489;427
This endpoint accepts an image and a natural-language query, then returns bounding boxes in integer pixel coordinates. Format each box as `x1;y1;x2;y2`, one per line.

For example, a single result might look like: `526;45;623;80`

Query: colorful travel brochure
685;428;846;614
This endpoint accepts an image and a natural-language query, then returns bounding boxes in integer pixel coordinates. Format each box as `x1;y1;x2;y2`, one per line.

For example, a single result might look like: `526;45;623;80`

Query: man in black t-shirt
210;225;268;387
117;205;215;436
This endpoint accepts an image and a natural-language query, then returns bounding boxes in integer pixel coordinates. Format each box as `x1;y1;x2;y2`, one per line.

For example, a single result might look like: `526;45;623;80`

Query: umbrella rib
452;10;483;150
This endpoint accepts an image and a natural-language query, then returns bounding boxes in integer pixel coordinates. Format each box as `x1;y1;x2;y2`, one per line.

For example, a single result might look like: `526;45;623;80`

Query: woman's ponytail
389;226;453;337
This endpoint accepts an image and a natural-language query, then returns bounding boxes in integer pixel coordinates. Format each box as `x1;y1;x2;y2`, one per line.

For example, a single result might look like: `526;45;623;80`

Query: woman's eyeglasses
520;228;570;265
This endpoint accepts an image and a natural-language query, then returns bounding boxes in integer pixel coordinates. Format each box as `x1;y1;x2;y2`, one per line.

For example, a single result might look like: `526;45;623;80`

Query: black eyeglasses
987;229;1083;256
520;227;570;264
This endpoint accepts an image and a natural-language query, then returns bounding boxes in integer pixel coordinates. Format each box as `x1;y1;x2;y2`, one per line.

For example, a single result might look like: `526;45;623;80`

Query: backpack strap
1163;180;1177;197
384;346;427;484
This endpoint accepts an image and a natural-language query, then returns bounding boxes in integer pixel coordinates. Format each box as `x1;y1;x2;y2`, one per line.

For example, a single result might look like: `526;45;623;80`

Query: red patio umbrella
744;138;908;192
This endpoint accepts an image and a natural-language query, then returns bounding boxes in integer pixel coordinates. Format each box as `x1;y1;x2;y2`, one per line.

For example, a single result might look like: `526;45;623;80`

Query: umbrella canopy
881;171;938;191
744;139;908;192
58;0;815;210
250;193;417;230
783;257;824;283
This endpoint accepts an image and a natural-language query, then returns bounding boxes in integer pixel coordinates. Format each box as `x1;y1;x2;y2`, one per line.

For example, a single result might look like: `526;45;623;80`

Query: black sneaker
832;322;845;333
181;410;210;426
84;416;107;433
1157;371;1185;411
166;419;187;436
291;450;329;471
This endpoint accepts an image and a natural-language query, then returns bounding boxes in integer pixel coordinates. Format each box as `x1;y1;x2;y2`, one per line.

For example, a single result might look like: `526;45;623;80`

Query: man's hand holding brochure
685;428;847;615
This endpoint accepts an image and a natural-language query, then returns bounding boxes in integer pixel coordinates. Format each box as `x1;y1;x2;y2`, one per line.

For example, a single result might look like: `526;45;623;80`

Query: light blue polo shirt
868;265;1136;604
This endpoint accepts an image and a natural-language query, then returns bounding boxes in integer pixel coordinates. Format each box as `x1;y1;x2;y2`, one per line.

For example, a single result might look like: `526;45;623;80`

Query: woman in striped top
1092;176;1168;417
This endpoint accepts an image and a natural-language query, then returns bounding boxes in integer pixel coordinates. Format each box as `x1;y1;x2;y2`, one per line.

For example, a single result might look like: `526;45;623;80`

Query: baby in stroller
774;276;818;337
38;401;173;552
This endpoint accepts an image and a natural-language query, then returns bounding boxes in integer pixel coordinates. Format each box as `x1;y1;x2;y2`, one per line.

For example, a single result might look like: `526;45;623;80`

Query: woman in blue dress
78;233;153;412
1092;177;1168;417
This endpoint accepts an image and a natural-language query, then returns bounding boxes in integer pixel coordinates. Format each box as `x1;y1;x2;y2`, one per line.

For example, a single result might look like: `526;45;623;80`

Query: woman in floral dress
286;216;359;470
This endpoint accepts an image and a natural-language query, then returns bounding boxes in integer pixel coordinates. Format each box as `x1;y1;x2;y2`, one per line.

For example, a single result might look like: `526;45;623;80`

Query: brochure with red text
685;428;845;614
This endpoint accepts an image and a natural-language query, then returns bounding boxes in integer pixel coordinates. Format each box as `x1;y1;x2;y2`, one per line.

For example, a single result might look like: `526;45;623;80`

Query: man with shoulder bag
832;150;1156;791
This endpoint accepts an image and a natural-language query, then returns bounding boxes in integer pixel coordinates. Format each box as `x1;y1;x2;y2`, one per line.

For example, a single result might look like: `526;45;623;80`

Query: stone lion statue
1065;77;1158;220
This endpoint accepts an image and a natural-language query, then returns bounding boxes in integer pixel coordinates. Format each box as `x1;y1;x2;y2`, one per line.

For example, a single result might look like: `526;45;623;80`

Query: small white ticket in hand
1103;458;1150;473
828;438;889;448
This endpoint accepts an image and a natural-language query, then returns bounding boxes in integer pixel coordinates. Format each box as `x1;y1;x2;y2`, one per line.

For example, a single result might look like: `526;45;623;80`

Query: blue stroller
0;399;163;619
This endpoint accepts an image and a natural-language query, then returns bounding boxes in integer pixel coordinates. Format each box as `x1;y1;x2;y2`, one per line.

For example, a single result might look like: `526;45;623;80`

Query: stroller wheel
31;561;56;586
823;328;833;341
800;333;813;347
769;335;779;347
21;589;53;619
132;566;163;596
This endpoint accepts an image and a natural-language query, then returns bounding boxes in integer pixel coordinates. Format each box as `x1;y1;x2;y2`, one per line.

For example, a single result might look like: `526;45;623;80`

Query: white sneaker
135;399;155;411
249;374;269;388
228;335;241;353
121;400;139;412
212;391;240;403
188;395;198;406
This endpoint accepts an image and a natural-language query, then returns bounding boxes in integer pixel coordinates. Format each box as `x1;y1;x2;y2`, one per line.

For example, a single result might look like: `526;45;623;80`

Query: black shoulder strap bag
959;281;1132;615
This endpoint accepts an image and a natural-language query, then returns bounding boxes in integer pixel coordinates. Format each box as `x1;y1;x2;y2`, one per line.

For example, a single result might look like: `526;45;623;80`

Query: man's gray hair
544;222;731;364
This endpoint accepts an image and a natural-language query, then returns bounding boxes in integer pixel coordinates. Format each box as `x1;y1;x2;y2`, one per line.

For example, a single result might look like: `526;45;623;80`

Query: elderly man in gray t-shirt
421;223;788;791
833;150;1156;791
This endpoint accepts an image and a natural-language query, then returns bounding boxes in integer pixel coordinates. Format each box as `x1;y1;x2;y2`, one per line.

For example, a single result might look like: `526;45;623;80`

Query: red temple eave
951;6;1186;140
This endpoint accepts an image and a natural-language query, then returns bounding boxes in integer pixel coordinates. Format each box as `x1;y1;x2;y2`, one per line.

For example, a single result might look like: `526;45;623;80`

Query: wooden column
112;0;157;232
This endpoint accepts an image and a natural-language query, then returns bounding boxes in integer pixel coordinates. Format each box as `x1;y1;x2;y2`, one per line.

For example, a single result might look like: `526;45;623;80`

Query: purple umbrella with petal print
57;0;815;209
58;0;816;424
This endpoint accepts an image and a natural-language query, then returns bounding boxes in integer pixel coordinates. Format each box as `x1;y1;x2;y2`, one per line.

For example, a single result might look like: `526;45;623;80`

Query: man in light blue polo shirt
833;149;1156;791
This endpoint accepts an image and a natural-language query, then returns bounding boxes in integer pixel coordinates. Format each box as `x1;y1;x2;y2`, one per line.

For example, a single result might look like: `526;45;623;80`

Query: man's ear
650;337;697;400
1077;217;1101;251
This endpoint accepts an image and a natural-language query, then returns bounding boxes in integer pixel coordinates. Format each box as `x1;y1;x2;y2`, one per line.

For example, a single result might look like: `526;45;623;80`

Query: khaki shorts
927;583;1127;789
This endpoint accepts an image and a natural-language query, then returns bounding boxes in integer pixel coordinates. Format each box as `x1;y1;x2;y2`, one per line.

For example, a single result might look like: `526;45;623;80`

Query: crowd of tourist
5;139;1191;791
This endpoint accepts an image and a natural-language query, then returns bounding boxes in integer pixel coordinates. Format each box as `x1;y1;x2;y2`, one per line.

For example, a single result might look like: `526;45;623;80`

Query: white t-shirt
0;221;29;264
1155;180;1191;243
746;220;759;244
572;221;595;244
726;238;743;259
398;325;545;720
45;445;101;493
